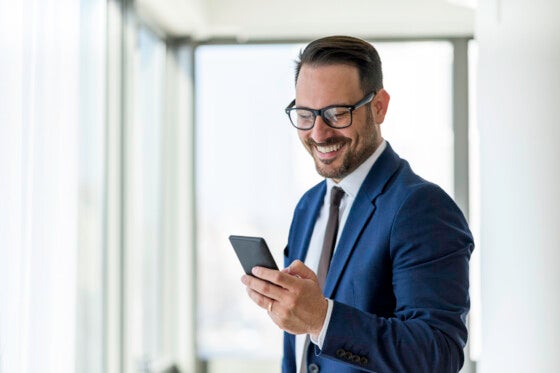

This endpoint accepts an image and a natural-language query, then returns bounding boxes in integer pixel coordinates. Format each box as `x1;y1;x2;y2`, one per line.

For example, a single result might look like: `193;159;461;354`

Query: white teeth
317;143;343;154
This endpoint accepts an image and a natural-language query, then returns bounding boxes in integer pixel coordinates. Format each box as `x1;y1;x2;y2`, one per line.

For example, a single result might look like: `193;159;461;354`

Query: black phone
228;235;279;275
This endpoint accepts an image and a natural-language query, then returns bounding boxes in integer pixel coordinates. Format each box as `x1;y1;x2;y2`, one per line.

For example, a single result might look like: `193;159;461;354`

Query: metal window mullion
452;37;475;373
452;37;471;219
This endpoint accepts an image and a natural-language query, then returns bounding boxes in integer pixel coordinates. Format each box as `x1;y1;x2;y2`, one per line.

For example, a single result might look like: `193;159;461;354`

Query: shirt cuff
310;298;333;349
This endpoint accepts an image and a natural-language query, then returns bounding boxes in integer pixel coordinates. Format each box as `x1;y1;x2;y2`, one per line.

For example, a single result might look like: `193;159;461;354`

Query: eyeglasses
284;90;376;130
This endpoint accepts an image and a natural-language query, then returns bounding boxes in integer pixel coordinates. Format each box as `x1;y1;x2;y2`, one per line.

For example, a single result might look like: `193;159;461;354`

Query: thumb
286;259;316;280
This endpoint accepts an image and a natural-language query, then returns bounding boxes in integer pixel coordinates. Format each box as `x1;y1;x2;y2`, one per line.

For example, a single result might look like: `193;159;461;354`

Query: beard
310;137;377;180
306;108;380;180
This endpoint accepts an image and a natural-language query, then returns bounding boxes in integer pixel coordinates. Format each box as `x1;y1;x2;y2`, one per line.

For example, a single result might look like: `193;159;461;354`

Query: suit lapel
323;143;402;298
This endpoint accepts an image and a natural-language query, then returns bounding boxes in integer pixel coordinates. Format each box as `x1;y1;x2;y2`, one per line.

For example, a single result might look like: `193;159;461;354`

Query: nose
310;114;337;143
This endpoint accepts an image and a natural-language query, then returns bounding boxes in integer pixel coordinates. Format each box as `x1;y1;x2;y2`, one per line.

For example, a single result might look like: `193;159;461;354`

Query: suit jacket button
352;355;361;363
308;363;320;373
344;351;353;361
360;357;369;366
336;349;346;358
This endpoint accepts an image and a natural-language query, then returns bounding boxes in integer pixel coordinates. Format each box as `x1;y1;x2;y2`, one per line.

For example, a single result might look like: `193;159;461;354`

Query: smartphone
229;235;279;275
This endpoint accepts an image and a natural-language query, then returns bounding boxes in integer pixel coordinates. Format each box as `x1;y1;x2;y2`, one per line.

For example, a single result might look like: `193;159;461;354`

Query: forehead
295;64;361;107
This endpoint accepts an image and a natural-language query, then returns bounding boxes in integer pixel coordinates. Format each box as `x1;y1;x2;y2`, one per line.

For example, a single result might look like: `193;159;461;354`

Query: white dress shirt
295;140;387;372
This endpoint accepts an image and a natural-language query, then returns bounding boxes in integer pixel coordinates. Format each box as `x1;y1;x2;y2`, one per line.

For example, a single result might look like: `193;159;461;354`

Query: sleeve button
308;363;320;373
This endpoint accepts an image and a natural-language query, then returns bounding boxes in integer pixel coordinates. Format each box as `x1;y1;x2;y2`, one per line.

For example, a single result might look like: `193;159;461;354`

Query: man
241;36;474;372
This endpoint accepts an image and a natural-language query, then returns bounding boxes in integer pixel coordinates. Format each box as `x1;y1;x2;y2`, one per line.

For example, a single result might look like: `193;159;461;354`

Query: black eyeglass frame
284;90;377;130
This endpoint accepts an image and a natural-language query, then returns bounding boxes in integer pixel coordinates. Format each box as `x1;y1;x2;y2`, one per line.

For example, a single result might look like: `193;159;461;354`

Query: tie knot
330;186;345;208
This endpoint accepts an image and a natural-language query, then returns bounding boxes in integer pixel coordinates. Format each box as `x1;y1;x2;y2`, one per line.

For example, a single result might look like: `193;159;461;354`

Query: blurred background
1;0;558;372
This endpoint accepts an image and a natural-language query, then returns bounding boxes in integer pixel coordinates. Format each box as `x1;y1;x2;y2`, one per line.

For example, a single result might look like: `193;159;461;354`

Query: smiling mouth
316;143;344;154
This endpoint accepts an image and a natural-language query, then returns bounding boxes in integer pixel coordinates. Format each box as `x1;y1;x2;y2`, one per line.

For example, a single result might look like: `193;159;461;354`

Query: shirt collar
326;140;387;199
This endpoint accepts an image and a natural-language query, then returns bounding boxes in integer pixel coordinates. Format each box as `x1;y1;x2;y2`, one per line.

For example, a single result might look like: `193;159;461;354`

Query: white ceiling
136;0;475;40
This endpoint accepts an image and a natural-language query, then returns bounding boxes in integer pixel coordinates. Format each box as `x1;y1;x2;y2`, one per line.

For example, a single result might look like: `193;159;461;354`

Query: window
195;45;306;369
123;25;167;372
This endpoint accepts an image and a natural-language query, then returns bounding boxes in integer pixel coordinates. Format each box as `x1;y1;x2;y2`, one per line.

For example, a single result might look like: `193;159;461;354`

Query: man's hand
241;260;328;338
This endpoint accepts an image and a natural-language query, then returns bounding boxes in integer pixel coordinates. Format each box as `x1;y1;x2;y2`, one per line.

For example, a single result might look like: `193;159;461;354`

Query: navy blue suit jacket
282;143;474;373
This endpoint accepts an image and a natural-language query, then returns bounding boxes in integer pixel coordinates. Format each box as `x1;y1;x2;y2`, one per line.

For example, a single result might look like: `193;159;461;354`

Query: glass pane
195;41;454;367
377;41;454;197
76;0;107;372
195;44;310;364
125;25;166;372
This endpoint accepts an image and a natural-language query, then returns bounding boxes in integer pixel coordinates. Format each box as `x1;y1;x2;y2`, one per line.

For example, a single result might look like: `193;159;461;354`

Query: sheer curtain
0;0;105;372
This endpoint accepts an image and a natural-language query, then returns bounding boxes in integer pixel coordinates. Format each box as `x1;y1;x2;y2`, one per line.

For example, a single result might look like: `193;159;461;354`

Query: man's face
295;64;388;182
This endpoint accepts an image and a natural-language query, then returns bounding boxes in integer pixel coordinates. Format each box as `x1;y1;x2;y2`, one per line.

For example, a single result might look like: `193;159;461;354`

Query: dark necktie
316;186;345;289
300;186;345;373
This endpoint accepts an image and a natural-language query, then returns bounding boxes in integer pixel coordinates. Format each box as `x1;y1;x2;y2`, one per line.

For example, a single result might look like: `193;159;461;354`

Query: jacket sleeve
316;184;474;372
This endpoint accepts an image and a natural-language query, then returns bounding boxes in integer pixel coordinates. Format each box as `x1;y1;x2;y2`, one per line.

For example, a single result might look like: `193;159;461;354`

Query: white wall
477;1;560;371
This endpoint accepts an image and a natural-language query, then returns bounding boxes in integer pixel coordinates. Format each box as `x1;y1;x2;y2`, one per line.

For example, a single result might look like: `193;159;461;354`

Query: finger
242;272;286;301
245;286;273;310
285;260;317;280
251;267;298;289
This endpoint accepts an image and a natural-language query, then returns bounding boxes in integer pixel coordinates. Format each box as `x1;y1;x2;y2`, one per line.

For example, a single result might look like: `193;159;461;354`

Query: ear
371;89;390;124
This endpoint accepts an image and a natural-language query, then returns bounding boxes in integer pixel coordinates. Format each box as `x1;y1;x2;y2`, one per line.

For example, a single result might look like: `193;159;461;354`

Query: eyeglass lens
289;107;352;129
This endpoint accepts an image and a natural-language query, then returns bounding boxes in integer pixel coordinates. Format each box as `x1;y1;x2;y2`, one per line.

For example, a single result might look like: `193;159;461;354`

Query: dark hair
294;35;383;94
